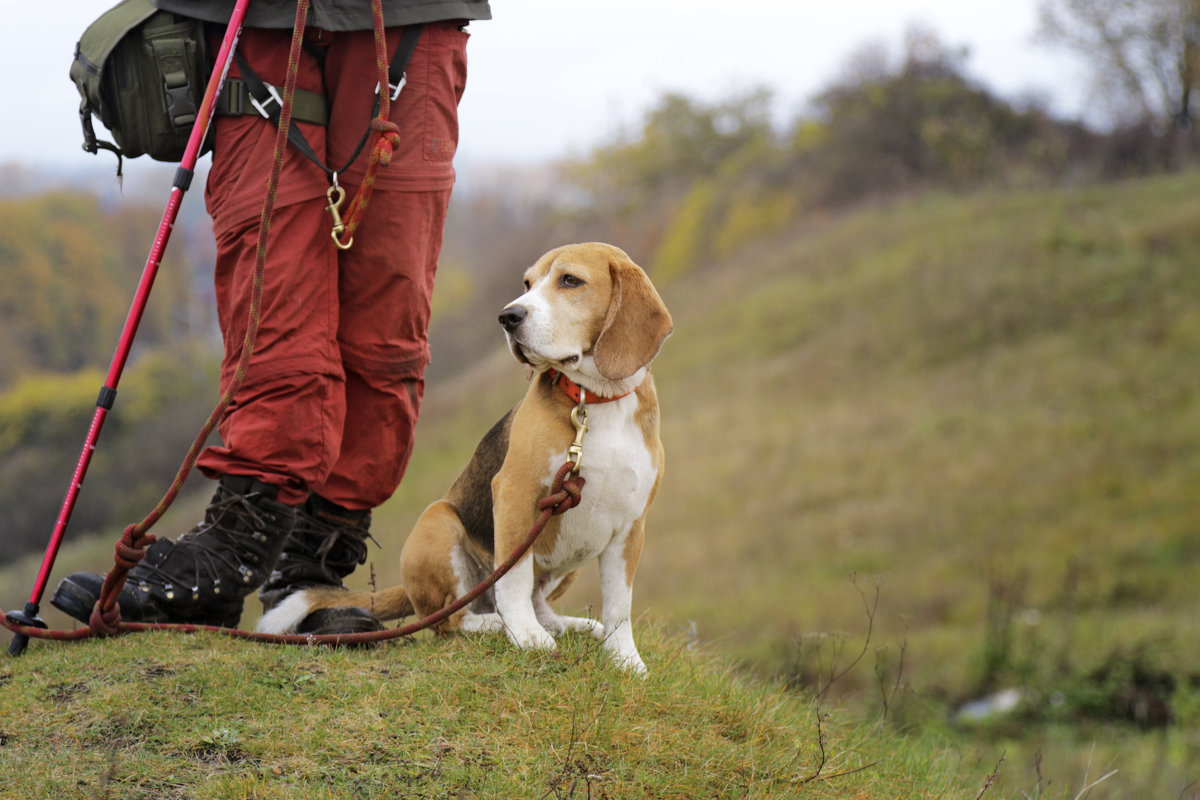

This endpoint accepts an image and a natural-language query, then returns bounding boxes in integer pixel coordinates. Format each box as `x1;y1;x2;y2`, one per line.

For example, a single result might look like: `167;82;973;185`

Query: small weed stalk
975;751;1006;799
1072;745;1118;799
874;623;909;724
798;707;832;783
774;573;908;707
794;707;878;786
815;573;883;700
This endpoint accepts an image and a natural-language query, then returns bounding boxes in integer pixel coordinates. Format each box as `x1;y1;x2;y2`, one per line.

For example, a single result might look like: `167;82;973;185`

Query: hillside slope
5;171;1199;798
389;171;1200;797
641;172;1200;676
392;171;1200;688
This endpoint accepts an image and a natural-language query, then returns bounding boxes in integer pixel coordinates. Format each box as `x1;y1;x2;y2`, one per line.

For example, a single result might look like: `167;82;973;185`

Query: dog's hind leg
400;500;492;633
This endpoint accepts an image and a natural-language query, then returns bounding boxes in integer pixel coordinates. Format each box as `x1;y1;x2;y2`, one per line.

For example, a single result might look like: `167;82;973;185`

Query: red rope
332;0;402;248
2;463;584;647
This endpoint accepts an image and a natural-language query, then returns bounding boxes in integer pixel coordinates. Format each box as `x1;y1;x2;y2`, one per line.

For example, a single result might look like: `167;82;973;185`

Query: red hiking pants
195;22;469;509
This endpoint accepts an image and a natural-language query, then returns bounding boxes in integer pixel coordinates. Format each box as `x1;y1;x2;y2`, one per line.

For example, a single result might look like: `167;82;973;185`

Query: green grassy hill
0;628;972;799
4;171;1199;797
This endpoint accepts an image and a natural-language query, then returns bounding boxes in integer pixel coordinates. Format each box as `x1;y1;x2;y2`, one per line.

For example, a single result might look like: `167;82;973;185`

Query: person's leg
316;186;450;508
197;25;344;503
258;23;468;631
255;188;449;631
194;201;344;506
318;19;468;508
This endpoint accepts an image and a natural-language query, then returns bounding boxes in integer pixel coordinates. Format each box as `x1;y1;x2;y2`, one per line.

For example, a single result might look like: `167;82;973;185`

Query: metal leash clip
326;175;353;251
568;397;588;475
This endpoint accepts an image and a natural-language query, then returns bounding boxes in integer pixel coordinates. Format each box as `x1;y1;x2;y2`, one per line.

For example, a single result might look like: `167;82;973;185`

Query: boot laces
132;486;280;597
282;510;374;584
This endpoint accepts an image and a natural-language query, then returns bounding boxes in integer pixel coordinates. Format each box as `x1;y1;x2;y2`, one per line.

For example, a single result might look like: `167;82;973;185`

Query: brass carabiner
568;398;588;475
326;183;353;251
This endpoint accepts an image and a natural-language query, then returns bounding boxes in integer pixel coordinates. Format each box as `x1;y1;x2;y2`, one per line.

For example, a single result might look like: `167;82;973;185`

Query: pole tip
5;603;47;657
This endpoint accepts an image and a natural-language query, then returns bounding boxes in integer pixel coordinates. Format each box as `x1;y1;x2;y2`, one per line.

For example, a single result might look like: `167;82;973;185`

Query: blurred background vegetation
3;7;1199;797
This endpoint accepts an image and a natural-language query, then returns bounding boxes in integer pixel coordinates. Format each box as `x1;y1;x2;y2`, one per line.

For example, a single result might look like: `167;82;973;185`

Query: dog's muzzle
498;305;527;333
500;304;533;365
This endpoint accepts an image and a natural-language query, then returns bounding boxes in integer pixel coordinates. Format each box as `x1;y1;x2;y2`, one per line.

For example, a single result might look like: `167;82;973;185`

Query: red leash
330;0;403;249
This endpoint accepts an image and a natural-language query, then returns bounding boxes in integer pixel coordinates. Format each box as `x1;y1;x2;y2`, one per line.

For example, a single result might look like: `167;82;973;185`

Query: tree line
0;193;218;562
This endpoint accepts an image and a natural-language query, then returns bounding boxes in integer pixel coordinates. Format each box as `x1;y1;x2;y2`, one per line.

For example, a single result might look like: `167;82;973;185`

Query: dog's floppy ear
592;250;673;381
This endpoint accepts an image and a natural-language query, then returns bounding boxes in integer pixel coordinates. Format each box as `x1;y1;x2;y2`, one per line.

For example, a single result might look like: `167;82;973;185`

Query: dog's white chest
537;400;656;572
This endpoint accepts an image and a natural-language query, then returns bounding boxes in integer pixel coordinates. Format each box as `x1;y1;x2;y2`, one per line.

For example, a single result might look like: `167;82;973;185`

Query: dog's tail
255;585;414;634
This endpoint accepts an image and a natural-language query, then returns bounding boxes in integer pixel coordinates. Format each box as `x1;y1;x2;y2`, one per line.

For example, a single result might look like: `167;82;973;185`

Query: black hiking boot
50;475;296;628
257;494;384;634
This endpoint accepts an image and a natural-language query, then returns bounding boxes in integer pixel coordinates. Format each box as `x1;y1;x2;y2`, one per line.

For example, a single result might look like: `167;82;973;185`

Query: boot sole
297;606;385;641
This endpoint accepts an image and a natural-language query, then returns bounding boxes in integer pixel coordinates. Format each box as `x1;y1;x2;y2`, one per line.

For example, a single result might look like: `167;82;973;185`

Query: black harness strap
230;23;423;176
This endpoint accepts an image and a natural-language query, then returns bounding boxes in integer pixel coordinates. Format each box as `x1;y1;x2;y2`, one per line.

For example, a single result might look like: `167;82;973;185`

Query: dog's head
499;243;673;391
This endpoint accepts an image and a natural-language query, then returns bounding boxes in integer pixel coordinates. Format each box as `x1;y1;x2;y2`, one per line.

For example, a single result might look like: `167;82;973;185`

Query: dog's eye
522;278;531;291
559;274;583;289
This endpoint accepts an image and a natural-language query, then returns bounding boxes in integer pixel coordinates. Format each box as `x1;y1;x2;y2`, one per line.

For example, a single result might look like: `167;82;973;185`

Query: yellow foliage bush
0;350;217;456
713;189;796;259
0;369;104;454
430;262;474;320
651;178;719;281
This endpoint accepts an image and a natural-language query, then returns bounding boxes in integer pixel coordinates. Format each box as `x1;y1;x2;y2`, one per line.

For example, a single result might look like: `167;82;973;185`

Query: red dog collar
548;369;635;405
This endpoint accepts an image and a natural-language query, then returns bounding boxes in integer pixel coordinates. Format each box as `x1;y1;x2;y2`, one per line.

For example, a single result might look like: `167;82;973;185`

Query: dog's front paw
604;642;646;675
506;623;556;651
616;650;647;675
601;621;647;675
568;616;605;639
539;613;604;639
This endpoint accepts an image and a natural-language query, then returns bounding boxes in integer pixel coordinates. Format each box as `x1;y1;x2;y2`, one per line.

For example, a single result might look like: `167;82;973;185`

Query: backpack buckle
164;80;197;127
79;100;99;155
250;83;283;119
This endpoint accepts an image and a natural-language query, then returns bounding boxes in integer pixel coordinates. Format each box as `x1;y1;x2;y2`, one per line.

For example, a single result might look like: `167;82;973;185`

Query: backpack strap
223;24;422;176
78;101;125;173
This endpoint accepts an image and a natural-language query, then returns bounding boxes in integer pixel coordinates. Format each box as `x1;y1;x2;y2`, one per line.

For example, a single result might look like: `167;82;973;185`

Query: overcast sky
1;0;1089;171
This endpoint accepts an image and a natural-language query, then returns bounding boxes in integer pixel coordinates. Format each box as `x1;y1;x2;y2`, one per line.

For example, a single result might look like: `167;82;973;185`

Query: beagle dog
258;243;672;672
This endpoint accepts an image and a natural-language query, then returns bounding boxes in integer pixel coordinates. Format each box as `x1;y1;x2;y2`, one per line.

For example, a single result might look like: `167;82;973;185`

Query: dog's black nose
499;305;527;332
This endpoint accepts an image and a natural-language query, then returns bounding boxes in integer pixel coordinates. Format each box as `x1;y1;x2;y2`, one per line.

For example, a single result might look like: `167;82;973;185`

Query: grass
0;627;968;799
4;170;1200;797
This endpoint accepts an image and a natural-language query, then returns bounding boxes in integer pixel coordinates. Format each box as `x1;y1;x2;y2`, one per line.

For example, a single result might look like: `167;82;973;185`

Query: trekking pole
6;0;254;658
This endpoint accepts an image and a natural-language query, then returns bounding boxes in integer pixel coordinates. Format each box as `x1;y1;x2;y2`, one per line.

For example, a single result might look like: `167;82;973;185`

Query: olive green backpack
70;0;211;169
